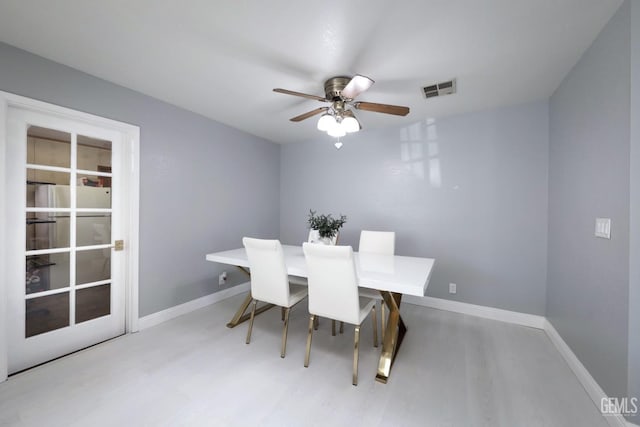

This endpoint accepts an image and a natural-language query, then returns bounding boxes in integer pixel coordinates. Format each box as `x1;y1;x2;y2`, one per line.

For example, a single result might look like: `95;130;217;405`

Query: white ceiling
0;0;623;144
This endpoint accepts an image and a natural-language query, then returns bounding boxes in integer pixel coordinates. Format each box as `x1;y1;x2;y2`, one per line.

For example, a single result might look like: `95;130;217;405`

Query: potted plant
307;210;347;245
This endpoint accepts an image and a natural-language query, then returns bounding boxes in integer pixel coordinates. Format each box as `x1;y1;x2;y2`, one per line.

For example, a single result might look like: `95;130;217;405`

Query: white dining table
206;244;435;383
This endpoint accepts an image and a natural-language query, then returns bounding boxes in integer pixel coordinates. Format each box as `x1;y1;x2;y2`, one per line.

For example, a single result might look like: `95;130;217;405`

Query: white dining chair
302;243;377;386
359;230;395;255
288;229;339;286
358;230;396;338
243;237;308;358
291;230;344;331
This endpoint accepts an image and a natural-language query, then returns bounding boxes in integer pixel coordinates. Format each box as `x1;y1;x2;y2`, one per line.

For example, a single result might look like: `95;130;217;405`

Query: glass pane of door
77;135;112;171
26;293;70;338
76;185;111;209
24;125;113;338
26;253;70;295
76;249;111;284
26;212;70;250
27;171;71;208
76;284;111;323
76;213;111;246
27;127;71;168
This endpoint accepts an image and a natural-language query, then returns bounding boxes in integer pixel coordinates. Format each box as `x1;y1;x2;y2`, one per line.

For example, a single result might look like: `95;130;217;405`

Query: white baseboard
544;319;628;427
138;282;250;330
404;295;546;329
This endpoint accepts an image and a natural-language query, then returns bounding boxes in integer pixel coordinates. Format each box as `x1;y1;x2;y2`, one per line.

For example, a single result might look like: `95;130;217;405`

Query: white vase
308;229;336;245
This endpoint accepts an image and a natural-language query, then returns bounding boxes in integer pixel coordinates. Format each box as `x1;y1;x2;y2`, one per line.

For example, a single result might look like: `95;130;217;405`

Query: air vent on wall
422;79;457;99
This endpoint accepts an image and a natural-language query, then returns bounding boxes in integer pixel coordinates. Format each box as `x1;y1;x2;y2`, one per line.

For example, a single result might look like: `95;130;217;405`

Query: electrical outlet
218;271;227;286
449;283;457;294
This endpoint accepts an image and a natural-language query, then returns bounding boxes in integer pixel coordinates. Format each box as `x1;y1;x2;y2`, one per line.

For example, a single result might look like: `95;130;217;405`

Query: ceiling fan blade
290;107;329;122
273;88;327;102
341;74;374;100
354;101;410;116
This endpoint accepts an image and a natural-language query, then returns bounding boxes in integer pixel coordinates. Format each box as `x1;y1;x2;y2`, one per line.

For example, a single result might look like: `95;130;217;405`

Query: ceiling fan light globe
342;116;360;133
327;123;346;137
317;114;335;131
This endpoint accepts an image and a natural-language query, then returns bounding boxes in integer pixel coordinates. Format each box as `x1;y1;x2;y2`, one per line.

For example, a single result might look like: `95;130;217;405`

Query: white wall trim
137;288;544;332
544;319;628;427
404;295;546;329
138;282;250;330
0;94;7;382
124;128;140;334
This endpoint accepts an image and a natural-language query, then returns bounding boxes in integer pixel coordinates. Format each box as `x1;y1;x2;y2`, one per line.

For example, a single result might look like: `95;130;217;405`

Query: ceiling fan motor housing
324;76;351;101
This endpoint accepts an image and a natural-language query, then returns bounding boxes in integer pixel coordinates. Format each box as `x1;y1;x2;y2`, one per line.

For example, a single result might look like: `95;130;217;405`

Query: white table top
206;245;435;297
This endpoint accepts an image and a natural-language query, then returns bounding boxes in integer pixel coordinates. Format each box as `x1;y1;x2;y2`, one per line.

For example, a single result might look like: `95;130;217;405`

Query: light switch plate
595;218;611;239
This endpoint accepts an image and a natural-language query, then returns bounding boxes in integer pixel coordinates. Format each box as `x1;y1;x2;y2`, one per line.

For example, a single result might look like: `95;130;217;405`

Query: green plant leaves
307;209;347;238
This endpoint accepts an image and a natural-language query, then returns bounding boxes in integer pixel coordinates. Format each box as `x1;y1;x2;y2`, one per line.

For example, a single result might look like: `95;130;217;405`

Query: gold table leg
225;266;275;328
375;291;407;384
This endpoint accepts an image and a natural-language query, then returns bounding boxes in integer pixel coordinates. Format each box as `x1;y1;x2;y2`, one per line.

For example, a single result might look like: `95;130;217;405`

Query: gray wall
2;6;638;416
628;0;640;423
547;1;630;401
0;42;281;317
280;100;549;315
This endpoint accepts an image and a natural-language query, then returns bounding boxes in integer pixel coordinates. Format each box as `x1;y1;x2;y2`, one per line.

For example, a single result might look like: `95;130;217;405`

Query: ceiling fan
273;75;410;138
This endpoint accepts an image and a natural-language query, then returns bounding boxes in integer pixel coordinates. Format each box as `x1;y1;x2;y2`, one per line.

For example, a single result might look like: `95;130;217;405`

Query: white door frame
0;91;140;382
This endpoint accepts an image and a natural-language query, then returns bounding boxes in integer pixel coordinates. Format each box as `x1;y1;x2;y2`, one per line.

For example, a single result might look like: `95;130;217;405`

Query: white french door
4;105;132;374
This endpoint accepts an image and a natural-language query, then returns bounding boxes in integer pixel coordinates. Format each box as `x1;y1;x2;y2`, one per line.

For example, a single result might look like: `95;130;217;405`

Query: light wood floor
0;293;608;427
